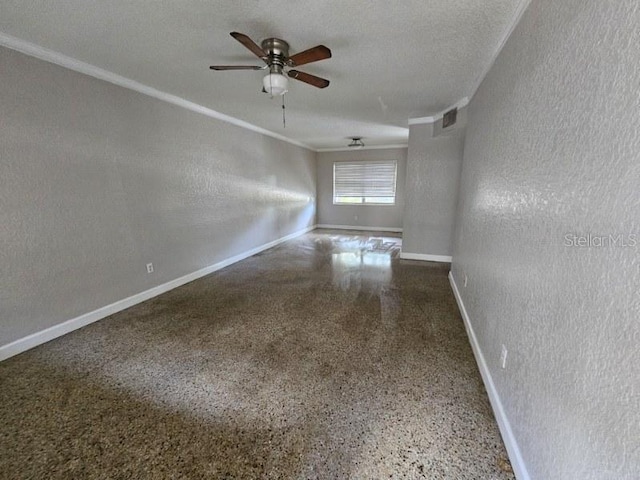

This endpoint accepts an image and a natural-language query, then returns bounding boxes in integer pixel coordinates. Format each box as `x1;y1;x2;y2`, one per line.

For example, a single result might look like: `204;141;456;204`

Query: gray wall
0;46;316;346
402;123;464;256
451;0;639;478
317;148;407;230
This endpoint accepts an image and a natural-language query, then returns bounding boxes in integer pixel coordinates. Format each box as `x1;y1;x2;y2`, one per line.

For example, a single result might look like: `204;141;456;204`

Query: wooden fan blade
230;32;268;61
210;65;265;70
288;70;330;89
288;45;331;67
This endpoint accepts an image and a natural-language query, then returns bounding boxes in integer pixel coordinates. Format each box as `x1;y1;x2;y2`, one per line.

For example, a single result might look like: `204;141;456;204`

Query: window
333;160;397;205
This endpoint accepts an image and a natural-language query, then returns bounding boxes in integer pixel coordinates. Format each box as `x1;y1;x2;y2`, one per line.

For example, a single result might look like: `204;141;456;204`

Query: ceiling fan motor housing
261;38;290;75
209;32;331;91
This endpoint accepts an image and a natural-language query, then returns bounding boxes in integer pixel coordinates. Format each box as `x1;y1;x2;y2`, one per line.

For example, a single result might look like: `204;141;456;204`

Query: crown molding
407;115;436;125
408;97;469;125
407;1;530;127
468;0;531;100
0;31;314;151
1;2;532;155
316;143;408;153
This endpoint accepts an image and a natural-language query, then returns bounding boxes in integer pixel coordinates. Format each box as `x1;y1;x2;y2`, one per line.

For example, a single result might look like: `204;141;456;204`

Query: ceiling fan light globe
263;73;289;96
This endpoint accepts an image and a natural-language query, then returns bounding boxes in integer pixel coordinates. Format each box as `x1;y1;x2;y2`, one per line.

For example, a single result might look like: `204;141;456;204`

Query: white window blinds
333;160;397;205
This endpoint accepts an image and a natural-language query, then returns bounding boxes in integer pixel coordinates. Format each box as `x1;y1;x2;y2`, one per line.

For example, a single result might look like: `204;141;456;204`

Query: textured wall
317;148;407;229
0;46;316;346
403;124;464;256
451;1;640;478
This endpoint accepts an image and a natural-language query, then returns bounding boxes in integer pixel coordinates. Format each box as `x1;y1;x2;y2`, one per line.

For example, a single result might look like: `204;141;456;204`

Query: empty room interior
1;1;638;479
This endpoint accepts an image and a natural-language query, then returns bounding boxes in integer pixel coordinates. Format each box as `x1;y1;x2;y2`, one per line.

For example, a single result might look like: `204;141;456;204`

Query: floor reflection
0;229;513;480
328;234;399;292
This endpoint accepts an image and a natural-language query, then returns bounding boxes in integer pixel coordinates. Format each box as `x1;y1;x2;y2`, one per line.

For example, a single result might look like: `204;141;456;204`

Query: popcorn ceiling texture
451;0;640;478
0;0;522;148
0;46;316;346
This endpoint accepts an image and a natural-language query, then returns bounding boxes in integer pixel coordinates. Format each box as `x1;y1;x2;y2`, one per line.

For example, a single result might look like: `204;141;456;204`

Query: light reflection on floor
331;251;392;291
324;233;400;293
0;229;514;479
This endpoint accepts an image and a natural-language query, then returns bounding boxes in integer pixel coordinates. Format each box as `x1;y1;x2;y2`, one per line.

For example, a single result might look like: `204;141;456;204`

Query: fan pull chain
282;94;286;128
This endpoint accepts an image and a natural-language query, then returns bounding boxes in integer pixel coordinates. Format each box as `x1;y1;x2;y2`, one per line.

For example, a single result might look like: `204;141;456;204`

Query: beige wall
451;0;640;477
0;46;316;347
316;148;407;230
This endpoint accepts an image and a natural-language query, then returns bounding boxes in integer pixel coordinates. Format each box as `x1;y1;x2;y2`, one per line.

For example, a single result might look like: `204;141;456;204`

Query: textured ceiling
0;1;521;149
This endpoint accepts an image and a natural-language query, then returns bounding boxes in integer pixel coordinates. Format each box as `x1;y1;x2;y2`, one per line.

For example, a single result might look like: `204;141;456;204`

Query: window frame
332;160;398;206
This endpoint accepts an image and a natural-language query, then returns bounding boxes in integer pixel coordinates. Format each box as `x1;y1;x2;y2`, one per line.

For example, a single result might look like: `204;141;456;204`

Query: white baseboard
400;252;452;263
448;272;530;480
316;224;403;233
0;224;316;362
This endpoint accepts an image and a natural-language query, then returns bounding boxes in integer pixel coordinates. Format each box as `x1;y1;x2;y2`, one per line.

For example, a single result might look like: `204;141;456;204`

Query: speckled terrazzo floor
0;230;514;479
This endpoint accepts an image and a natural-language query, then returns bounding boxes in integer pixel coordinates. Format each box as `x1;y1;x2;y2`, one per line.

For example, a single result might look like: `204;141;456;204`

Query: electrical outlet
354;215;358;221
146;263;154;274
500;344;508;369
464;274;468;288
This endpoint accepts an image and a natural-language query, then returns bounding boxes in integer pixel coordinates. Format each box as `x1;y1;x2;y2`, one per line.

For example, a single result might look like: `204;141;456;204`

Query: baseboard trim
448;272;531;480
400;252;452;263
316;224;403;233
0;225;316;362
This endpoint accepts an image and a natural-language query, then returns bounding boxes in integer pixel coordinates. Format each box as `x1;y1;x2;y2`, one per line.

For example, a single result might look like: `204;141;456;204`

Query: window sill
333;203;396;206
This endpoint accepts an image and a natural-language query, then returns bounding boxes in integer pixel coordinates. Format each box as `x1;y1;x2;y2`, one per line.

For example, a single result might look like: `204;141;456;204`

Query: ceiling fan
210;32;332;96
